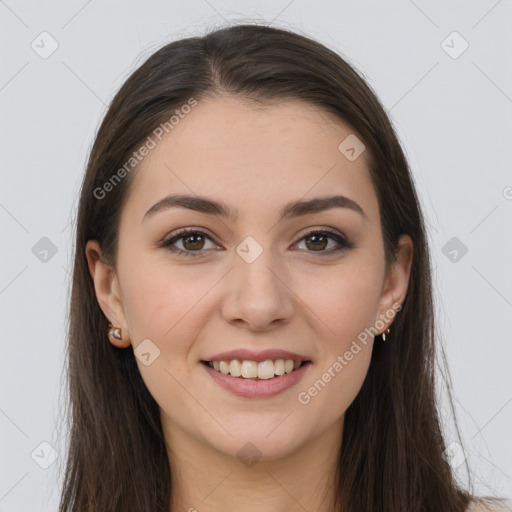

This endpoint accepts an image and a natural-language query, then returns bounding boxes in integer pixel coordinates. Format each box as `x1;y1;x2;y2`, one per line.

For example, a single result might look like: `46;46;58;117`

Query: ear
376;234;413;333
85;239;131;348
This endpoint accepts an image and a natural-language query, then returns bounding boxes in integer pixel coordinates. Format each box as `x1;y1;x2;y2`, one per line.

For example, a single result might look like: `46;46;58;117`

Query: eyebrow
142;193;368;223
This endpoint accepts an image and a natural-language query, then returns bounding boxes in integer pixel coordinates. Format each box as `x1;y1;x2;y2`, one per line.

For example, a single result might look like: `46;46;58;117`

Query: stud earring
381;327;391;341
107;322;122;341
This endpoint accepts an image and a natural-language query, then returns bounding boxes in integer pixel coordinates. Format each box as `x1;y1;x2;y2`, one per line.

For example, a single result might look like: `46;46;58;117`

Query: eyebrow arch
142;193;368;223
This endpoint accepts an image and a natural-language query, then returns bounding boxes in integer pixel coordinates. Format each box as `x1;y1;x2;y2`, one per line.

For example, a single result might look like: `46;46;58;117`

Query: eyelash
159;227;355;258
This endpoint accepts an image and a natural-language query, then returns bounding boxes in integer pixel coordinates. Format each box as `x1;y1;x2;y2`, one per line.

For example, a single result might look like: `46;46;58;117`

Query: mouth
200;358;313;399
200;358;311;380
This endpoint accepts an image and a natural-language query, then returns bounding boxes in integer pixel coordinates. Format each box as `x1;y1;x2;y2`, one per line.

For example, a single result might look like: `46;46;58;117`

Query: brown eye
181;233;205;251
295;229;354;255
160;229;218;257
304;233;329;251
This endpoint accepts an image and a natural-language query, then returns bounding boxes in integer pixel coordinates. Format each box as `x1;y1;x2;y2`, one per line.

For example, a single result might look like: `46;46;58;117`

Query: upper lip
202;349;311;363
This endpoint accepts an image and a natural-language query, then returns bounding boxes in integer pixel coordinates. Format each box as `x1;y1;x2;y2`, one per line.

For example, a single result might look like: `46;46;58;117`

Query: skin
86;96;413;512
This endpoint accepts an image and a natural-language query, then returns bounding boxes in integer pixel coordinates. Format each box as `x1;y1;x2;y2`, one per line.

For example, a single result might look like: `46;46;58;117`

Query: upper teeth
209;359;303;379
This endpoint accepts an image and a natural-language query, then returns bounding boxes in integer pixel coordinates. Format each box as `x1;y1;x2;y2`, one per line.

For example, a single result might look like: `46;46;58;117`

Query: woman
58;23;510;512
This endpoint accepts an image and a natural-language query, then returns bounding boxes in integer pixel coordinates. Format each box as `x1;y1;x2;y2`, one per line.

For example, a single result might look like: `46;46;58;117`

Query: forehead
123;96;379;226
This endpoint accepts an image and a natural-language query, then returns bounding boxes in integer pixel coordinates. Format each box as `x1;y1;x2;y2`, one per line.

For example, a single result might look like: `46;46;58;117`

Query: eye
159;228;219;257
293;228;354;255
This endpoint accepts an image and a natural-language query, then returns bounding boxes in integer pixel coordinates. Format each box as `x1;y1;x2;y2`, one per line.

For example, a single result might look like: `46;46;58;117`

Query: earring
381;327;391;341
107;322;122;341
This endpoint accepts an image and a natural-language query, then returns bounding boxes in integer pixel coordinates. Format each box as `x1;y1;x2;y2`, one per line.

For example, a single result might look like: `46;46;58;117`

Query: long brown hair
57;22;503;511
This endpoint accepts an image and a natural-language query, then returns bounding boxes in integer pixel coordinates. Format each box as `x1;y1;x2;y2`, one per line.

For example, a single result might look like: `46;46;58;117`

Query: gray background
1;1;511;510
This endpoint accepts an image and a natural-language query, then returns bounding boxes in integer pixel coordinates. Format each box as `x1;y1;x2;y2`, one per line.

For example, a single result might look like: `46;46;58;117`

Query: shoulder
467;499;512;512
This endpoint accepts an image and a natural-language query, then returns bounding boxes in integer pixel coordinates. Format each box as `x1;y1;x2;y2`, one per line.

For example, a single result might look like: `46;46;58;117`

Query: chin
215;437;300;463
202;420;306;461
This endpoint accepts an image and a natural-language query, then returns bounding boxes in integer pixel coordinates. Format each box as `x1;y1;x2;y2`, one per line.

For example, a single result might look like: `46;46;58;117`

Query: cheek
118;253;222;369
118;258;210;418
295;262;383;346
118;248;195;333
296;332;373;429
292;261;381;413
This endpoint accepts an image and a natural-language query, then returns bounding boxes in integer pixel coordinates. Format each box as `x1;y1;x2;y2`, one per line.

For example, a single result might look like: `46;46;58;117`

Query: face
87;96;412;462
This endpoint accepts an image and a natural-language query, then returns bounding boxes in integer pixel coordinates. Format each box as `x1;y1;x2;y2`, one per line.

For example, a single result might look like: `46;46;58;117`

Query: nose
220;248;294;331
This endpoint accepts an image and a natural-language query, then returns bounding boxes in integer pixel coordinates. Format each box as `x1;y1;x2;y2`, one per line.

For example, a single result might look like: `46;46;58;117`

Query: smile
201;359;312;399
204;358;307;379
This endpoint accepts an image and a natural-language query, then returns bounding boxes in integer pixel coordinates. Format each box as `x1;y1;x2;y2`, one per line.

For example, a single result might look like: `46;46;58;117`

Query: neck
164;415;344;512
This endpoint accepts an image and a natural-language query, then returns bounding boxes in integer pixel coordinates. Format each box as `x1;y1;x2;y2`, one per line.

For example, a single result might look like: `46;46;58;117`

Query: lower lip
201;361;312;399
